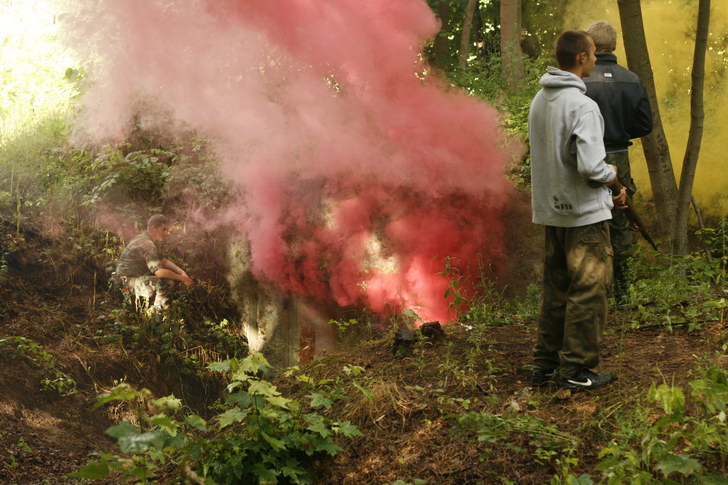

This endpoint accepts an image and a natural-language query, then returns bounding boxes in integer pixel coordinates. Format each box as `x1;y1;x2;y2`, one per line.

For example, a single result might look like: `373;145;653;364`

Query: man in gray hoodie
528;30;627;391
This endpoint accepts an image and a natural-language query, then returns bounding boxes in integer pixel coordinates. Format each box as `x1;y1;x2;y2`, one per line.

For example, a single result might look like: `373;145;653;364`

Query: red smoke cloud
63;0;520;323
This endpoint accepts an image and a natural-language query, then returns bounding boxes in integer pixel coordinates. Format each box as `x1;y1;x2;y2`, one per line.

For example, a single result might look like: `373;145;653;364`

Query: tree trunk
458;0;478;70
432;0;451;69
500;0;524;91
618;0;679;243
674;0;710;255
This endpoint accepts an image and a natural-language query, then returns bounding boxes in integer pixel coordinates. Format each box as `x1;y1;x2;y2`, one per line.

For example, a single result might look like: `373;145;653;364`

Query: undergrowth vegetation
69;219;728;483
72;354;362;484
2;10;728;483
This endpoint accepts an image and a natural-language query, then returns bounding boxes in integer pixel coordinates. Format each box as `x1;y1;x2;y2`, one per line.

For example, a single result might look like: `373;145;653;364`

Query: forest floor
1;213;726;484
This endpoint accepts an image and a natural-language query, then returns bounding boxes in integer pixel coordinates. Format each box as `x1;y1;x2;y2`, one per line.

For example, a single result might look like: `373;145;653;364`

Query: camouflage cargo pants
125;275;175;311
606;151;636;301
534;221;613;379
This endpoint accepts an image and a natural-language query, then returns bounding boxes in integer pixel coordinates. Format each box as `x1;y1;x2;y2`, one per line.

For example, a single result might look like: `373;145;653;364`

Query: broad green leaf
307;421;331;438
240;352;271;375
207;358;235;372
282;366;301;377
335;421;362;438
342;365;365;377
230;369;253;384
403;309;422;321
93;384;147;410
569;475;595;485
261;431;287;451
307;393;332;410
149;414;178;436
105;421;139;439
656;454;704;477
649;384;685;416
152;395;182;411
353;382;373;401
314;438;342;456
248;380;280;397
252;462;278;482
218;408;249;429
281;461;304;481
118;431;165;453
185;415;208;430
305;413;324;425
696;474;728;485
68;460;110;479
226;391;253;408
267;396;292;409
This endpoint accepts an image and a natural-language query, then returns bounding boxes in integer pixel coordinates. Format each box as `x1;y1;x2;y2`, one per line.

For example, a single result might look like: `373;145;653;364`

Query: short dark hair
147;214;169;231
555;30;592;69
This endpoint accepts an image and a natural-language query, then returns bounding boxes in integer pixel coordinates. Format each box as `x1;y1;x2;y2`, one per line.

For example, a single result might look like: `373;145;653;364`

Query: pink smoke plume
63;0;521;323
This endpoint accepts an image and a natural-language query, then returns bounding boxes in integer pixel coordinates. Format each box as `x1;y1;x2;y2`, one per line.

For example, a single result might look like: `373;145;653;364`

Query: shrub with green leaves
591;366;728;484
83;148;174;206
625;244;726;332
72;353;361;484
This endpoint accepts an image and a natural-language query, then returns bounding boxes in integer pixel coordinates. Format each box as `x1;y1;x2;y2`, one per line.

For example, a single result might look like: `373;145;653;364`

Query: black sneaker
559;369;614;391
531;368;558;387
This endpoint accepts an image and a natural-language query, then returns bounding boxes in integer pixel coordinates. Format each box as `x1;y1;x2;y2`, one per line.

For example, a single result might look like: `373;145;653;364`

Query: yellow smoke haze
565;0;728;216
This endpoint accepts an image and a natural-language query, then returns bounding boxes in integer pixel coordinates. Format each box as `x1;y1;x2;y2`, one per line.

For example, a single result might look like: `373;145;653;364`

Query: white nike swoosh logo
567;378;592;387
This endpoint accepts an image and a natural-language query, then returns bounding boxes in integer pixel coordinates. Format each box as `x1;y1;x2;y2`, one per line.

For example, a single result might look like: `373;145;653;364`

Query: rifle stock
611;179;658;251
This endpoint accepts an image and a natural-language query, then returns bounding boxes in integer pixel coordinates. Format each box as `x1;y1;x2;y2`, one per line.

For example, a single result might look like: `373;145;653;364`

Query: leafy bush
591;366;728;484
444;54;548;189
72;353;361;484
623;239;727;332
82;147;174;206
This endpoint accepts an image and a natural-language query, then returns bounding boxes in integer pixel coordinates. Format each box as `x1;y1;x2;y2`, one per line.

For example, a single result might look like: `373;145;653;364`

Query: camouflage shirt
116;231;165;277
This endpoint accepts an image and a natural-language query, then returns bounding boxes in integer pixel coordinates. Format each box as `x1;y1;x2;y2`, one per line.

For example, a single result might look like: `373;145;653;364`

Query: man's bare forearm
162;258;187;276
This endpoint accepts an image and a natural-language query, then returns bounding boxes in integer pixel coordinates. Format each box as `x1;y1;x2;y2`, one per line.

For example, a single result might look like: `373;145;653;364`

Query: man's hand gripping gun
610;178;658;251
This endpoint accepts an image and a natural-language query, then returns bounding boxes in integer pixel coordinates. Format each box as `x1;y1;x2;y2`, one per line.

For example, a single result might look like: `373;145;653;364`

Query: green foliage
73;353;361;484
461;271;539;327
0;336;78;397
83;148;173;206
441;54;547;189
624;239;727;332
41;372;78;397
0;336;55;367
696;216;728;285
328;317;357;332
438;257;469;318
287;363;373;406
456;411;580;466
588;366;728;484
97;287;245;380
0;2;80;211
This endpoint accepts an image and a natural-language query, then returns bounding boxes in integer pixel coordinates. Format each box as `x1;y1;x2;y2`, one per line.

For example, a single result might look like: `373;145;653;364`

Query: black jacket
584;53;653;152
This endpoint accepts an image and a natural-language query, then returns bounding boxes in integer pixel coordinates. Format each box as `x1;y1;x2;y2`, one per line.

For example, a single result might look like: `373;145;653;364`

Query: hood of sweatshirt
539;66;586;93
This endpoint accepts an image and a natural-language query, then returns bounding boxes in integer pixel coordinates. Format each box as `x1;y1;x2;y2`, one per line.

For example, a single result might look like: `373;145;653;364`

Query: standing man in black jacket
584;20;653;303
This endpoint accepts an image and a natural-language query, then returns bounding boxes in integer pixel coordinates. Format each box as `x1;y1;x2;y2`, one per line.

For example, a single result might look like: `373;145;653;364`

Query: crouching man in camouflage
116;214;194;315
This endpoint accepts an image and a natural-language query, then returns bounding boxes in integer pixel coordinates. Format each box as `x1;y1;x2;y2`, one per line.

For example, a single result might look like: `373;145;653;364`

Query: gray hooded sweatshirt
529;66;615;227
